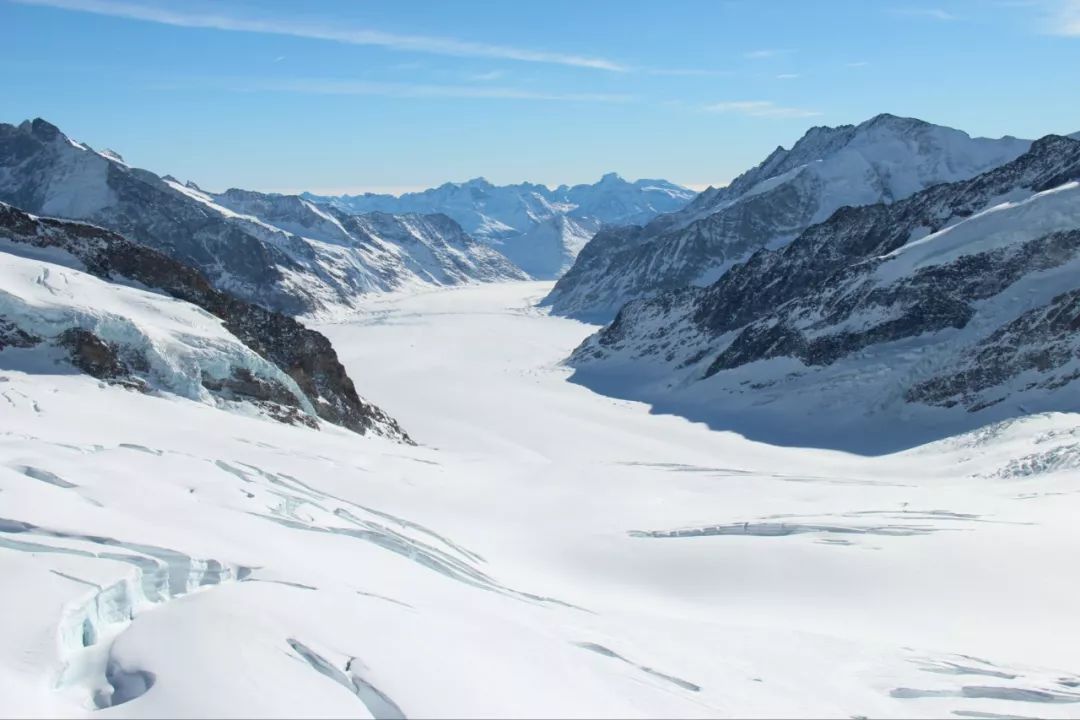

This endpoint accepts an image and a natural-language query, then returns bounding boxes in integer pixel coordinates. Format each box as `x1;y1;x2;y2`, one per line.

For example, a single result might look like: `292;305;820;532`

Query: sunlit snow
2;281;1079;718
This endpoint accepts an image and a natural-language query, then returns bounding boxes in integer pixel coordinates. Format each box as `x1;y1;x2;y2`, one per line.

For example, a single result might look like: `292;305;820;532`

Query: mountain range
545;114;1033;320
304;173;696;279
0;119;525;316
2;113;1079;450
569;132;1080;452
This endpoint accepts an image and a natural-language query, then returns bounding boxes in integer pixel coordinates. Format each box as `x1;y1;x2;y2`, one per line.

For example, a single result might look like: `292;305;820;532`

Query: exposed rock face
691;134;1080;338
706;229;1080;374
546;114;1032;319
55;328;128;379
0;319;39;351
907;287;1080;411
0;119;523;314
568;135;1080;449
0;202;410;441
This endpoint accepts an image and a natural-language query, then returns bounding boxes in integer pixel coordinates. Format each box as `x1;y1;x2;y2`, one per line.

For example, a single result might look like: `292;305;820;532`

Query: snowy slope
0;119;524;315
569;135;1080;452
0;249;317;412
492;214;600;278
0;202;408;440
305;173;695;279
3;281;1080;718
546;114;1032;319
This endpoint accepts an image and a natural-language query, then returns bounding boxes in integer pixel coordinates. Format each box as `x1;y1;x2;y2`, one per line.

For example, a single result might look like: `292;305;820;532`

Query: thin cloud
846;61;870;67
227;77;636;103
646;68;734;77
705;100;822;118
1047;0;1080;34
743;49;791;60
890;7;959;20
11;0;628;71
468;70;507;82
775;73;800;79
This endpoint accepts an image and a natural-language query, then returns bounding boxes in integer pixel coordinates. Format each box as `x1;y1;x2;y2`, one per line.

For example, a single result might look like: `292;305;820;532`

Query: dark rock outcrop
0;319;39;351
55;328;128;379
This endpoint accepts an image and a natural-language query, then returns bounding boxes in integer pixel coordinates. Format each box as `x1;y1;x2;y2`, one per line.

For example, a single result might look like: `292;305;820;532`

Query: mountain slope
0;202;408;440
0;119;523;315
546;114;1032;319
305;173;695;279
569;135;1080;452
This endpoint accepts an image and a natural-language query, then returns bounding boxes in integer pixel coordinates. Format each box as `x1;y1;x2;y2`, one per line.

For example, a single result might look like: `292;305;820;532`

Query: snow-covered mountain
0;119;524;315
569;134;1080;452
304;172;696;279
546;114;1033;319
0;202;408;440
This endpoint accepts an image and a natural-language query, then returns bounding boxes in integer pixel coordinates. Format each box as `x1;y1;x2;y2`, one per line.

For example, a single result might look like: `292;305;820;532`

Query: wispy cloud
889;7;959;20
846;61;870;68
11;0;628;71
775;73;800;80
743;48;791;60
225;77;636;103
1046;0;1080;34
705;100;822;118
468;70;507;82
646;68;734;77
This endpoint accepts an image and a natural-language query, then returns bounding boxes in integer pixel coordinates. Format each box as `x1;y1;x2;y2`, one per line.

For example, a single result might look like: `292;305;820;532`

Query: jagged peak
18;118;64;142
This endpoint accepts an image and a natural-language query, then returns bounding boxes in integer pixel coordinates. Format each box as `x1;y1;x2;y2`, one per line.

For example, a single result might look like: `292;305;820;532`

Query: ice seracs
0;202;409;439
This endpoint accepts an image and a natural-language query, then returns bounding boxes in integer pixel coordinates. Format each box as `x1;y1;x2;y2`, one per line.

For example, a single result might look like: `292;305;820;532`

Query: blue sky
2;0;1078;194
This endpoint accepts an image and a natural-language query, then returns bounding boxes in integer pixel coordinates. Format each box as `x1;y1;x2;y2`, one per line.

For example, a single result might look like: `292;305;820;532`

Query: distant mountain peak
28;117;63;141
860;111;926;128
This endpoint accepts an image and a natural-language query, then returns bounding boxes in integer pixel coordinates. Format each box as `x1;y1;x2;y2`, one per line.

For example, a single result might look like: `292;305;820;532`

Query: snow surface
2;281;1080;718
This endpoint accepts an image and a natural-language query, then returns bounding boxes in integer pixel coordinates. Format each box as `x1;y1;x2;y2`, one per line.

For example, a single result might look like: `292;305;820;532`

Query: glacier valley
2;281;1079;718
